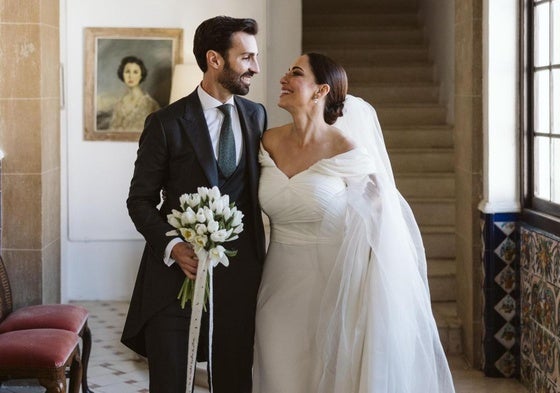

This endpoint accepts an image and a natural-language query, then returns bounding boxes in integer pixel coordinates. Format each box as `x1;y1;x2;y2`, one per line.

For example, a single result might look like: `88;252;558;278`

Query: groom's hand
171;242;199;280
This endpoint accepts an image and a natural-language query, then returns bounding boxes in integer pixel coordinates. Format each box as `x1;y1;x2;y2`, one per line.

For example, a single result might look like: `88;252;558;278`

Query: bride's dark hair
306;52;348;125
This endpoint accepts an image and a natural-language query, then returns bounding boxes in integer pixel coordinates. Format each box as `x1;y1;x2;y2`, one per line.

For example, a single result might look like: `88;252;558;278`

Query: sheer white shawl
315;95;455;392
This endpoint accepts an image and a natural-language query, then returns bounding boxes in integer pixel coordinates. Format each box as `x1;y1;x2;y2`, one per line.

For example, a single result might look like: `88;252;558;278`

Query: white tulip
222;206;232;221
170;209;182;218
167;214;181;228
179;193;189;208
210;199;225;215
203;206;214;222
197;187;209;200
195;223;207;235
179;228;196;242
210;229;230;243
194;234;208;249
207;220;220;234
231;210;244;227
182;207;197;224
209;245;229;267
208;186;221;201
220;194;230;207
196;208;206;223
186;194;201;208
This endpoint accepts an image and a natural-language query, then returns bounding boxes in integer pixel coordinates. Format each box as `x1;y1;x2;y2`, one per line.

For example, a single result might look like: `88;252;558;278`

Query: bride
253;52;455;393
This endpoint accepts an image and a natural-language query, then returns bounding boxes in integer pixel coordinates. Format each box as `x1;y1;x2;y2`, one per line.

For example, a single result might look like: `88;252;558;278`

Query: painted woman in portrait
109;56;160;130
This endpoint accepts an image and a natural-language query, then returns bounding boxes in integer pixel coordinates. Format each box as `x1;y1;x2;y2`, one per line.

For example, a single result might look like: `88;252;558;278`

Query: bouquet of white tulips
166;186;244;309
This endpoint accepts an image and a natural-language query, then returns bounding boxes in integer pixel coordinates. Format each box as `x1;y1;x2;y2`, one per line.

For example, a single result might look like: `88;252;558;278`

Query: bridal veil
315;95;456;392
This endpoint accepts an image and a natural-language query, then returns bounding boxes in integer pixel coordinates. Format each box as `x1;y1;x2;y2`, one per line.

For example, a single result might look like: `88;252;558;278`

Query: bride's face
278;55;319;110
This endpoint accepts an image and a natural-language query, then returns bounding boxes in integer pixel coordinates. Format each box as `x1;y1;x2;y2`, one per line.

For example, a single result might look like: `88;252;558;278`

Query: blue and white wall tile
481;212;519;377
519;224;560;391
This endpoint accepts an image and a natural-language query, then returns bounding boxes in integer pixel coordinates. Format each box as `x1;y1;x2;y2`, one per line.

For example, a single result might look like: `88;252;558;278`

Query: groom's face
218;32;260;96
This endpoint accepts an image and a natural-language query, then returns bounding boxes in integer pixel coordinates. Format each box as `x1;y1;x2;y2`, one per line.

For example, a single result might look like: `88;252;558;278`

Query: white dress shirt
198;85;244;165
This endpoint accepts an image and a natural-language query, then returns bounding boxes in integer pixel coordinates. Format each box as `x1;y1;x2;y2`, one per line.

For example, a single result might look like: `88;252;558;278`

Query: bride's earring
313;94;319;104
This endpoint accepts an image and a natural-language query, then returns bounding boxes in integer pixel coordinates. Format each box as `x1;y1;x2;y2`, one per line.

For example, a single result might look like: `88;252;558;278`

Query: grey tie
217;104;236;177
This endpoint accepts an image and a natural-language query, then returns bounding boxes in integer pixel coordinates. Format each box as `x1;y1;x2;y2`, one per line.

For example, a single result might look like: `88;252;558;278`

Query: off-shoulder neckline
260;144;359;180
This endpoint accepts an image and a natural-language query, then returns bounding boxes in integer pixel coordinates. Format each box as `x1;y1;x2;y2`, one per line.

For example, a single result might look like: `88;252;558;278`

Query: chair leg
81;321;94;393
39;374;65;393
68;347;83;393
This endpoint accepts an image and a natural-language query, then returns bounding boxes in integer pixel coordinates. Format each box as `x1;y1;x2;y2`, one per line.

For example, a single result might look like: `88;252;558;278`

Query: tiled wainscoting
520;224;560;392
480;213;520;378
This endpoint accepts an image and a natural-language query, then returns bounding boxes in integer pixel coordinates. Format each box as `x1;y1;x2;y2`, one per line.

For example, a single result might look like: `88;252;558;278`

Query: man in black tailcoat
121;16;267;393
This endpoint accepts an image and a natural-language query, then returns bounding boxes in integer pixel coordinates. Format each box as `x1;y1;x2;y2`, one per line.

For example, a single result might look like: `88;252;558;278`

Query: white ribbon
186;249;214;393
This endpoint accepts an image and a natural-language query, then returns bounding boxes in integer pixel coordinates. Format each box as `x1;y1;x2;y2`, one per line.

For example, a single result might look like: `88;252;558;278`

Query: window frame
522;0;560;234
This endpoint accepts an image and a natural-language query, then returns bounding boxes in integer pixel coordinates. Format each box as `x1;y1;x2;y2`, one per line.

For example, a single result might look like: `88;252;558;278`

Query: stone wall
454;0;484;367
0;0;61;306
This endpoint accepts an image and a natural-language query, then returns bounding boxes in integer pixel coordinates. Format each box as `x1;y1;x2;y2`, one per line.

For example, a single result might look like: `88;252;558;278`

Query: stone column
455;0;484;367
0;1;61;307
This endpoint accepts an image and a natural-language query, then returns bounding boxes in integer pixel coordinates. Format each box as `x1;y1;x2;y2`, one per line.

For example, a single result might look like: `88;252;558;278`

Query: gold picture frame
84;27;183;141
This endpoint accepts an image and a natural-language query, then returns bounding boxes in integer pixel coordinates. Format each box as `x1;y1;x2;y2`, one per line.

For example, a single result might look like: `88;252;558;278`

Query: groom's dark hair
194;16;258;72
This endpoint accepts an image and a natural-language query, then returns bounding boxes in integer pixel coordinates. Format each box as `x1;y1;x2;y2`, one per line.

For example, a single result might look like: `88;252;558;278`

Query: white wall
418;0;455;123
419;0;519;213
266;1;301;127
60;0;300;300
479;0;520;213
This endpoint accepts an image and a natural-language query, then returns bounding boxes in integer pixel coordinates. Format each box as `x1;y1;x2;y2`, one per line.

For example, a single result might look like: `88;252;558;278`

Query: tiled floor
0;301;528;393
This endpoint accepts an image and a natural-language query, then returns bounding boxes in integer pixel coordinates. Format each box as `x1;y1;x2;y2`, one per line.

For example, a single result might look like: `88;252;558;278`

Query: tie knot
218;104;233;117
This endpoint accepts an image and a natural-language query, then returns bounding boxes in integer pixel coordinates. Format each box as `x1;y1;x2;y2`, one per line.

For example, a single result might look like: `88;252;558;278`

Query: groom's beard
219;60;254;96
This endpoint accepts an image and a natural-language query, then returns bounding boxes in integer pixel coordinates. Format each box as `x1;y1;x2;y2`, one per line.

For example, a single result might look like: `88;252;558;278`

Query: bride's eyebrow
288;66;304;72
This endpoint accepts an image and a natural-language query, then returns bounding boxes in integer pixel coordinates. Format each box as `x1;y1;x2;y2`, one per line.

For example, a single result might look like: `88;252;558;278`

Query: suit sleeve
127;113;174;260
258;103;267;135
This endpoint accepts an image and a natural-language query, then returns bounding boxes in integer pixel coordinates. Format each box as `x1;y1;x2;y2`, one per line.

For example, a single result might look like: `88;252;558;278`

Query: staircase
303;0;462;354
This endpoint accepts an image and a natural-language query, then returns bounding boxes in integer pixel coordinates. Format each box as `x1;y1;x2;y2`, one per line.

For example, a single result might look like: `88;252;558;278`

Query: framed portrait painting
84;27;183;141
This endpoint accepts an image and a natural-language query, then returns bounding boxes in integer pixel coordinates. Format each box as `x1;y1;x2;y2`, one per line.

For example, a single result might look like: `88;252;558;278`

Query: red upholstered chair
0;256;92;393
0;328;82;393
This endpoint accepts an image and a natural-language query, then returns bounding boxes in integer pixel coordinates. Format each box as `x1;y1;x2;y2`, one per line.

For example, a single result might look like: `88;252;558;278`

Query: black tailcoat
122;90;267;392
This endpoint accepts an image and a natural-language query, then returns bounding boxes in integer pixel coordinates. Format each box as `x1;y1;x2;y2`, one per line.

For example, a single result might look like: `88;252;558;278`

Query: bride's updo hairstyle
306;52;348;125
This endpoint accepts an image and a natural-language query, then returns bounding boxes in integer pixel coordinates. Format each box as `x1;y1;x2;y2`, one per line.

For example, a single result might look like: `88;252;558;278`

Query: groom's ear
207;50;223;70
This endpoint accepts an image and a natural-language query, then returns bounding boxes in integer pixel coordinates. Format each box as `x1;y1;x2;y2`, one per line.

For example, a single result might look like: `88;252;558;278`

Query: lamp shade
169;63;201;104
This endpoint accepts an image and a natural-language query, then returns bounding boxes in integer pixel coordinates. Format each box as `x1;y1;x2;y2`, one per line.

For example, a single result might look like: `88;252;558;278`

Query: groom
121;16;267;393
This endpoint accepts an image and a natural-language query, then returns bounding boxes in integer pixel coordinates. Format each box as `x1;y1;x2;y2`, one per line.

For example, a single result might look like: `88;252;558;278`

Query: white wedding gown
253;96;455;393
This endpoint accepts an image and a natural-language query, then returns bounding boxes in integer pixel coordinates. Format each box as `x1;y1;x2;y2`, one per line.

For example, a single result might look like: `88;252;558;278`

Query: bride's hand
365;174;380;199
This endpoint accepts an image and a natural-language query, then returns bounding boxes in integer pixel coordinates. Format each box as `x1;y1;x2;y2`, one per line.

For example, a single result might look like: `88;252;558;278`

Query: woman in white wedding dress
253;53;455;393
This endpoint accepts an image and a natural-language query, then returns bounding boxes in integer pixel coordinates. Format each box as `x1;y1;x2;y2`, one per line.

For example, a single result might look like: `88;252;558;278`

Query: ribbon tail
208;264;214;392
186;252;211;393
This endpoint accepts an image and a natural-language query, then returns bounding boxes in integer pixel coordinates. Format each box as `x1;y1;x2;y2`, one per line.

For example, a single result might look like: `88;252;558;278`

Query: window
525;0;560;228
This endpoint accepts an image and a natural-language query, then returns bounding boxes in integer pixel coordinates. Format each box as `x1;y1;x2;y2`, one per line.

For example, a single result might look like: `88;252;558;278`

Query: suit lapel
235;97;259;177
235;96;261;222
235;98;257;160
178;92;219;187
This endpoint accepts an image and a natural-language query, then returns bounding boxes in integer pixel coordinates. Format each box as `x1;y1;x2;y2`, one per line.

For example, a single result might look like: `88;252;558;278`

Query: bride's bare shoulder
330;126;357;154
262;124;291;151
